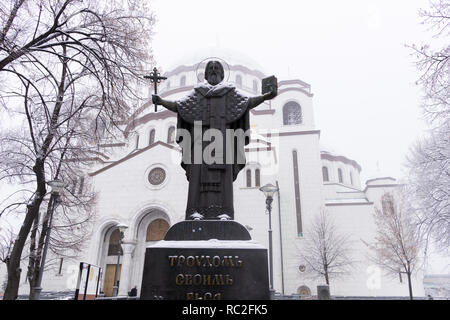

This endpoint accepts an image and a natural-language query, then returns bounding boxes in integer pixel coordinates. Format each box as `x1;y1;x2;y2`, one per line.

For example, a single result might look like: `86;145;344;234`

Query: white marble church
7;51;425;299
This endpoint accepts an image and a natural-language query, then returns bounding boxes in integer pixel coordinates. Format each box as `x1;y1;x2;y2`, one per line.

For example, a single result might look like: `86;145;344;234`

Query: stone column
118;240;137;296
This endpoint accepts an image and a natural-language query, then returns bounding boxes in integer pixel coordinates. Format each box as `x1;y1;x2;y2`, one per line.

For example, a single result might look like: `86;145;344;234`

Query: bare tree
405;125;450;250
405;0;449;252
408;0;449;125
365;192;423;300
300;210;354;286
0;224;16;265
0;0;154;300
1;111;98;300
0;0;26;47
25;127;97;299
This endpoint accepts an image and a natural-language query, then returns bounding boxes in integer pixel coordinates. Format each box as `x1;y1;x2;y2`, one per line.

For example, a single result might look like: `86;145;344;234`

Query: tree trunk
407;269;413;300
27;212;41;300
324;267;330;285
28;195;54;299
0;0;26;45
3;195;45;299
3;49;67;300
3;159;47;300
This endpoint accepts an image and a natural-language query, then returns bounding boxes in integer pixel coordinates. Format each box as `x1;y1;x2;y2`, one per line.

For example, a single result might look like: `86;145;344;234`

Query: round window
148;167;166;186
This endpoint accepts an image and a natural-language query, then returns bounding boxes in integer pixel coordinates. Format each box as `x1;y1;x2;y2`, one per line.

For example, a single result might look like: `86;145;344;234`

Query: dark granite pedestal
140;220;270;300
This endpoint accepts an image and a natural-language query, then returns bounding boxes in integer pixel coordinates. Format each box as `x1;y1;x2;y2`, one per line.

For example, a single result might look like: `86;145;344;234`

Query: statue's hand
152;94;162;105
264;87;277;100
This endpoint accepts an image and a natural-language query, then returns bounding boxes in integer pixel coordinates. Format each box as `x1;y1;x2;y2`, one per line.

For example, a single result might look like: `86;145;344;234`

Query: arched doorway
102;228;124;297
146;219;170;241
298;285;312;299
130;210;171;292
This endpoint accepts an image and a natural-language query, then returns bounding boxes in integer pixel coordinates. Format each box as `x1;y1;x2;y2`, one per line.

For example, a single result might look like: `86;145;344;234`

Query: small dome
320;143;362;172
320;143;345;158
365;177;397;186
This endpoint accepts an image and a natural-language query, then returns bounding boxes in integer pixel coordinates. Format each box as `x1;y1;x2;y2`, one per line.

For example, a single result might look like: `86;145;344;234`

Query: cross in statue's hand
144;67;167;112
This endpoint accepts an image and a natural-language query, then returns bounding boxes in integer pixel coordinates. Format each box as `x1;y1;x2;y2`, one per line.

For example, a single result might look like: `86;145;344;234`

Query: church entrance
101;228;124;297
104;264;122;297
98;210;172;296
131;213;171;292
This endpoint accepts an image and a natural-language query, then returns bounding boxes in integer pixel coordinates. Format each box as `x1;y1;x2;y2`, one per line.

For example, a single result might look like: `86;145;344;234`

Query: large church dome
166;47;266;75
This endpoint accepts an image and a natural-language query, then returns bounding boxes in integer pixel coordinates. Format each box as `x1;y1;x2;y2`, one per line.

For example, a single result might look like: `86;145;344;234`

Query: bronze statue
152;60;277;220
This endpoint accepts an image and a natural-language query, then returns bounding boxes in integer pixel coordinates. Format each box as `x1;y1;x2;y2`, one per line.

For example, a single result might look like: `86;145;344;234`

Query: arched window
381;193;395;214
298;285;311;297
253;80;258;93
167;126;175;144
71;178;77;194
350;172;354;185
180;75;186;87
283;102;302;125
107;229;123;256
58;258;64;275
149;129;155;145
292;150;303;236
78;177;85;195
146;219;170;241
236;75;242;88
95;120;107;138
246;169;252;188
135;134;140;149
198;72;204;83
338;168;343;183
322;166;329;182
255;169;261;187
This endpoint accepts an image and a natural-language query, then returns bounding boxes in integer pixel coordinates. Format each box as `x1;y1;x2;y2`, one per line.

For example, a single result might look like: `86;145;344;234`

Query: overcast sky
150;0;431;184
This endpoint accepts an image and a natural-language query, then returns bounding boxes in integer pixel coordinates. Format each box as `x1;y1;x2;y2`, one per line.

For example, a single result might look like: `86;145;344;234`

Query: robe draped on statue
175;82;251;220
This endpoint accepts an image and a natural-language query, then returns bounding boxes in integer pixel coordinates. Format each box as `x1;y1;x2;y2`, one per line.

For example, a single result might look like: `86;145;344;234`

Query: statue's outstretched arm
152;95;177;113
248;91;277;110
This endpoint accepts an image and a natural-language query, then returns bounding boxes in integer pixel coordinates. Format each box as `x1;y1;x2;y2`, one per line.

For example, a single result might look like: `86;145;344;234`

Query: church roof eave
124;109;177;138
88;141;180;177
320;152;362;172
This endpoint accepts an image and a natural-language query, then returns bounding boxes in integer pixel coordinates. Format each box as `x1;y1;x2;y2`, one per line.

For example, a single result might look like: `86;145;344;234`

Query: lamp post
33;179;66;300
112;223;128;297
259;183;279;298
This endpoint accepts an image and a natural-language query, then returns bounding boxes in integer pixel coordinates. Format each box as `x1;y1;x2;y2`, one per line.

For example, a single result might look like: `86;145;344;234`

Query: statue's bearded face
205;61;224;86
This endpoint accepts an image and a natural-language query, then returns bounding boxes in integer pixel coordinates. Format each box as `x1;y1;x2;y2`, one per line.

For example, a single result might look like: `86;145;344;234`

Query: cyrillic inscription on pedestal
140;243;269;300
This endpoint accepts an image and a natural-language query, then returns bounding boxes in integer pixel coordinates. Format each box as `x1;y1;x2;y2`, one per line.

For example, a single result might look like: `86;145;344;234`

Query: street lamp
112;223;128;297
259;183;279;298
33;179;66;300
47;179;67;194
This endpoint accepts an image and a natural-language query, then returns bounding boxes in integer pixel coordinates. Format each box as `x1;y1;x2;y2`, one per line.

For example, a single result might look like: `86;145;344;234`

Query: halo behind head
196;57;230;84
